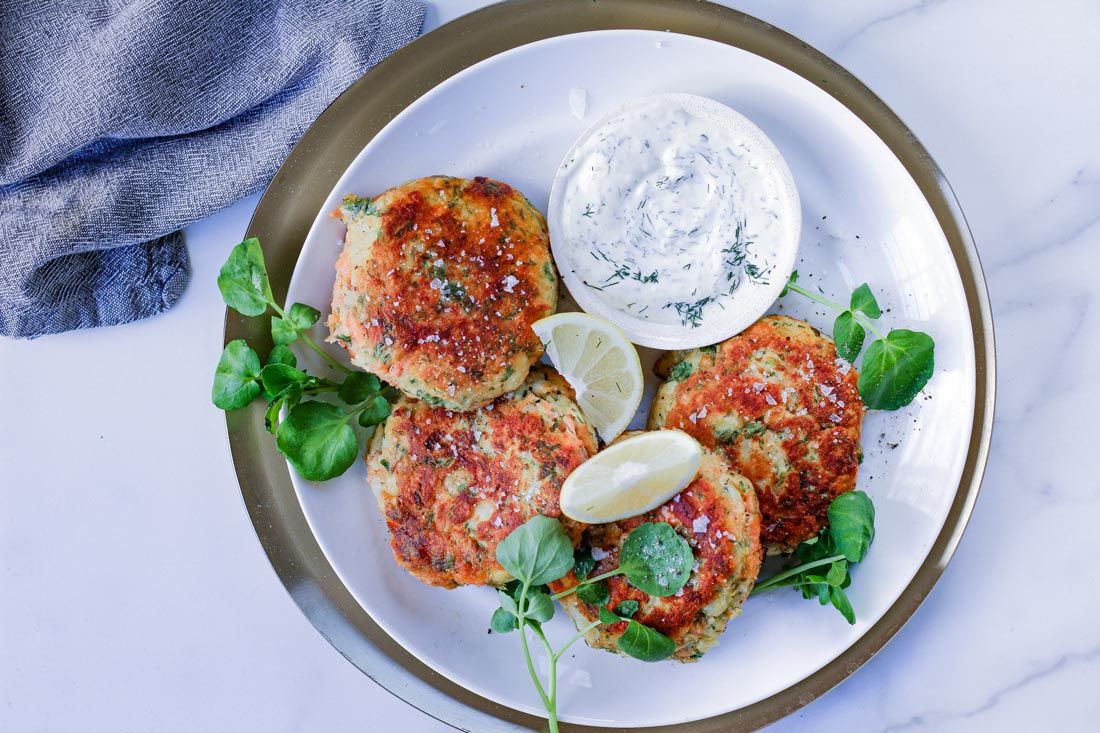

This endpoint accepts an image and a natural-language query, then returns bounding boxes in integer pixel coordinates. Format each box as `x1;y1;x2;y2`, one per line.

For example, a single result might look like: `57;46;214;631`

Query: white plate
284;30;975;728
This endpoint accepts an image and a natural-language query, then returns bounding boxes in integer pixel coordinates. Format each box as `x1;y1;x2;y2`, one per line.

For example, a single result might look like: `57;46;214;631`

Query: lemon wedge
559;430;703;523
532;312;644;442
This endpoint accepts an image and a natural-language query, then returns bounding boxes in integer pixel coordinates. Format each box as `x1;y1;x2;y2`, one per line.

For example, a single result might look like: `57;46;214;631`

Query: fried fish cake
366;365;597;589
551;442;762;662
649;315;864;553
329;176;557;411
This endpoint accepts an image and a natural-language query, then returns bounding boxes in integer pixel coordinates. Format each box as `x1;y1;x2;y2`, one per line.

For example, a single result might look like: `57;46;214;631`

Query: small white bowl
547;93;801;349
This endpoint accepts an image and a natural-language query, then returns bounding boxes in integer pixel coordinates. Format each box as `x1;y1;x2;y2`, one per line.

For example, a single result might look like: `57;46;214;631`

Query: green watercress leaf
491;606;517;633
267;344;297;367
849;283;881;318
339;371;382;404
830;586;856;624
618;522;694;597
617;620;675;662
212;340;262;410
264;397;283;434
501;580;523;602
275;401;358;481
271;315;298;346
271;303;322;345
827;490;876;563
524;591;555;623
495;515;574;587
825;559;849;587
777;273;933;411
796;575;831;604
599;607;621;625
614;600;640;618
794;533;834;564
573;547;596;581
752;492;875;624
263;385;302;434
858;329;935;410
832;311;865;363
217;238;273;316
286;302;321;329
260;364;309;396
797;580;824;601
497;589;518;617
576;581;610;607
357;394;391;427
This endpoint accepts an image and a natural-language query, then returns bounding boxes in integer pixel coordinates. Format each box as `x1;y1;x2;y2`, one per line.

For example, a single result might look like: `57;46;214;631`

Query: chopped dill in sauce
555;95;789;330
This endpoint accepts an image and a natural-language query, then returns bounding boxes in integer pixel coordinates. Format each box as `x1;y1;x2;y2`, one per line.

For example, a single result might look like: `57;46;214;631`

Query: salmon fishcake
551;441;762;662
366;366;597;589
649;315;864;553
329;175;557;411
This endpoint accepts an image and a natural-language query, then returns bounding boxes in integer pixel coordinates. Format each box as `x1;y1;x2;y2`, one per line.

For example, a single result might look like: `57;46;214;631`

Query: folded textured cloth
0;0;425;339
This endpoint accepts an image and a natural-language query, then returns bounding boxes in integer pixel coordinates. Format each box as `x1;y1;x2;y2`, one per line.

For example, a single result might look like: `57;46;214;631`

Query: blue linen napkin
0;0;425;339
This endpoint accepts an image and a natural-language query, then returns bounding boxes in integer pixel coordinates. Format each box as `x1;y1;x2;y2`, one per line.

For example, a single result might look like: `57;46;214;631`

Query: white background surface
2;1;1098;731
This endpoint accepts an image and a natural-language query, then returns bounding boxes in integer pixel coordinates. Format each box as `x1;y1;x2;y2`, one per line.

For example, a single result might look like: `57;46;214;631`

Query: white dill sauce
548;93;800;349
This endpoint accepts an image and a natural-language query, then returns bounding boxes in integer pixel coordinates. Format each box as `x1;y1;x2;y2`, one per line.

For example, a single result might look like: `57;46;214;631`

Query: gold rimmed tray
224;1;995;730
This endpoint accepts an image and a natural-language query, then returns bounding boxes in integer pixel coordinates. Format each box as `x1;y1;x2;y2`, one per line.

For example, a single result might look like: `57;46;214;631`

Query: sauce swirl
549;94;799;348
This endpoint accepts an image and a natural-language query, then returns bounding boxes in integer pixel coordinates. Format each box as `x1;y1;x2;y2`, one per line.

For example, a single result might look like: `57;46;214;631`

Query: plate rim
224;1;996;731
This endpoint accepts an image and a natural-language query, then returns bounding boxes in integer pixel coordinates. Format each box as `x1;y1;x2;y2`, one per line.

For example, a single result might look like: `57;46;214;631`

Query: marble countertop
2;1;1097;730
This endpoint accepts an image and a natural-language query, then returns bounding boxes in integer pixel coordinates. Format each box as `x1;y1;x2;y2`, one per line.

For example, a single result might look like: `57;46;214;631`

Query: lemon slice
532;312;643;442
560;430;703;523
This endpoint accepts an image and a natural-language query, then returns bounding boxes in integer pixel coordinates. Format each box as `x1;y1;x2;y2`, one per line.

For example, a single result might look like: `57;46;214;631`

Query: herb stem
299;332;354;374
785;282;845;312
552;619;602;662
785;281;886;340
301;383;340;396
854;312;886;340
530;623;559;733
516;584;551;713
549;568;622;600
750;554;847;595
267;297;353;375
518;626;550;711
343;404;365;425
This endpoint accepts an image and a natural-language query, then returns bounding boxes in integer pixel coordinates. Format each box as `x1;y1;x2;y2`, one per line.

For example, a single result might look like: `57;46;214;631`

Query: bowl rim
546;91;802;349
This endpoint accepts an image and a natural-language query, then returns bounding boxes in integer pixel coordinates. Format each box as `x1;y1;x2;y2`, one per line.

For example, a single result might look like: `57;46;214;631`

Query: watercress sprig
212;237;395;480
490;516;692;732
781;272;935;410
750;491;875;624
